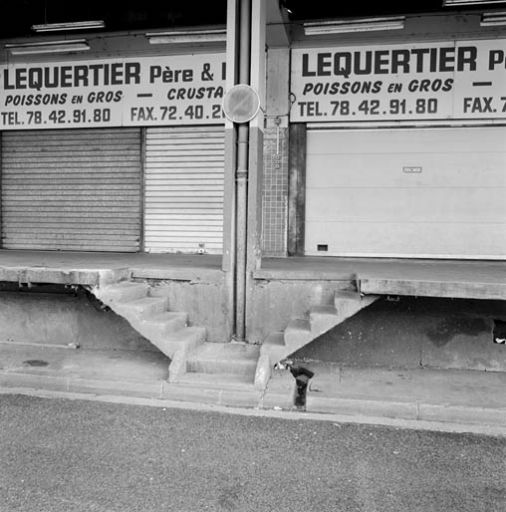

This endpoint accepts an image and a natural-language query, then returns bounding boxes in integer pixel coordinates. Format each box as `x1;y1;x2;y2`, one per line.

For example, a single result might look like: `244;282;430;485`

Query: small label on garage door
403;166;422;173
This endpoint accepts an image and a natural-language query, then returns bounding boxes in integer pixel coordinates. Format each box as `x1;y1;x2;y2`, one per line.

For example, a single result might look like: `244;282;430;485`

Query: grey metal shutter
144;126;224;254
304;126;506;259
1;128;142;252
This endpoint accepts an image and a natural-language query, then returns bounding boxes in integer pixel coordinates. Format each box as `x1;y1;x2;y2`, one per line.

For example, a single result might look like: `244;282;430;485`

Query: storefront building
251;1;506;371
0;21;227;255
262;2;506;260
0;1;504;385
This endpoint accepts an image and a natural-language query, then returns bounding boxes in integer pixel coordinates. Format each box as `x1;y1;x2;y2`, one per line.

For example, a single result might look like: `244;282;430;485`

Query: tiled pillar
262;126;288;256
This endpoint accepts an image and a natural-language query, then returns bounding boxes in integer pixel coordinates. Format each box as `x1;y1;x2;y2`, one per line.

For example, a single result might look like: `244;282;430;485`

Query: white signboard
291;39;506;123
0;53;225;130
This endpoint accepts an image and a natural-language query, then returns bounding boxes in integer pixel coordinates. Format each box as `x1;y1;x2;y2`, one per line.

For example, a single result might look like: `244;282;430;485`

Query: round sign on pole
222;84;261;123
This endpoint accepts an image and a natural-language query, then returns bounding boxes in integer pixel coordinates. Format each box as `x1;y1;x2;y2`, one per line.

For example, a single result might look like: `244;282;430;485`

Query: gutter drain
23;359;49;367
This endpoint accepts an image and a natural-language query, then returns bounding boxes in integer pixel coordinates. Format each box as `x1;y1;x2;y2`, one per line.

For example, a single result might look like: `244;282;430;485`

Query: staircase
91;280;206;382
254;290;379;389
175;341;260;389
92;279;378;394
91;278;260;388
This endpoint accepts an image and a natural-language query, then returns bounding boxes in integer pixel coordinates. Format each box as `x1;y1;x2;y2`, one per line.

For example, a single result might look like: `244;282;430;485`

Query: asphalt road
0;394;504;512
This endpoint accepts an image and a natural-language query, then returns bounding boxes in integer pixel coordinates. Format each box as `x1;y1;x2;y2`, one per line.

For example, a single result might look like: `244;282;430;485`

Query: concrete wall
248;280;506;371
0;290;153;351
1;283;504;373
0;275;229;355
248;278;352;343
294;297;506;372
148;278;229;342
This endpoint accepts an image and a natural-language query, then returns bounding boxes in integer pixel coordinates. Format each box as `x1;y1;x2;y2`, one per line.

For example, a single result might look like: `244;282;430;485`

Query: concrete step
284;318;312;352
334;290;379;321
164;326;206;344
186;342;259;376
139;312;188;342
175;371;256;389
255;332;287;390
271;293;379;376
153;326;206;356
260;332;287;362
97;268;132;286
143;326;206;363
334;289;362;303
115;296;169;318
309;305;339;336
99;281;150;304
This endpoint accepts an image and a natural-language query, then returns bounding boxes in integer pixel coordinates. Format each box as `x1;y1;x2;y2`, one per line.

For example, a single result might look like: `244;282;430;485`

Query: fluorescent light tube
31;20;105;32
5;39;90;55
443;0;506;6
304;16;405;35
481;10;506;24
146;28;226;44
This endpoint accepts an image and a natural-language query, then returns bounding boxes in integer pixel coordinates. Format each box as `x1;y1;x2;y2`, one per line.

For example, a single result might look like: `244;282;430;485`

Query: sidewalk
302;362;506;428
0;342;505;435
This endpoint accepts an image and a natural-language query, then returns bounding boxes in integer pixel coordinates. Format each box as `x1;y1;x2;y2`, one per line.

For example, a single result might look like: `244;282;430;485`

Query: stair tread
147;311;188;322
334;290;362;300
125;296;166;305
286;318;311;332
189;342;260;362
263;332;285;347
310;305;338;315
164;326;206;342
176;371;255;389
107;281;147;289
97;281;149;304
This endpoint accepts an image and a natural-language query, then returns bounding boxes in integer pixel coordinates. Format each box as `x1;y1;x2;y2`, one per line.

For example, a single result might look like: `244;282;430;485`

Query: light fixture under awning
304;16;405;35
146;28;226;44
31;20;105;32
443;0;506;6
480;10;506;24
5;39;90;55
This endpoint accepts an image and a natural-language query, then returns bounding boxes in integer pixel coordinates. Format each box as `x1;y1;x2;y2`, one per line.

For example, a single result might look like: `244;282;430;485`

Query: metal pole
234;0;251;341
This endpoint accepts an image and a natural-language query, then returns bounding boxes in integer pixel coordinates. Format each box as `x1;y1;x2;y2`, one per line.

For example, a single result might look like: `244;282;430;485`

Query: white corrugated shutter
1;128;141;252
305;126;506;259
144;126;224;254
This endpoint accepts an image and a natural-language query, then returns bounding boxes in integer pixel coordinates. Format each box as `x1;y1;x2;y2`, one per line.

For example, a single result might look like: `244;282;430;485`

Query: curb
0;369;505;436
0;370;263;408
306;395;506;428
1;385;505;439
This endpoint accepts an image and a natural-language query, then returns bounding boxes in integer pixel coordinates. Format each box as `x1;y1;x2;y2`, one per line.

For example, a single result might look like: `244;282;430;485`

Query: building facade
0;1;505;383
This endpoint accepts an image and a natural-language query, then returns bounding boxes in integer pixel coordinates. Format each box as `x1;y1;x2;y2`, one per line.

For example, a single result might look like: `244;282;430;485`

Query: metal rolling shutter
1;128;141;252
305;126;506;259
144;126;224;254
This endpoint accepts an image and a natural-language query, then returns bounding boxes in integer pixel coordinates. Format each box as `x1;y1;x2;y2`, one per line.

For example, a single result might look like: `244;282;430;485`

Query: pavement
1;249;504;299
0;342;505;437
0;249;223;283
304;363;506;427
259;256;506;300
2;394;505;512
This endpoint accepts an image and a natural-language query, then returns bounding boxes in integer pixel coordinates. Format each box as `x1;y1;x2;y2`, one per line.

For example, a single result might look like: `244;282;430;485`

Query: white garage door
305;126;506;259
